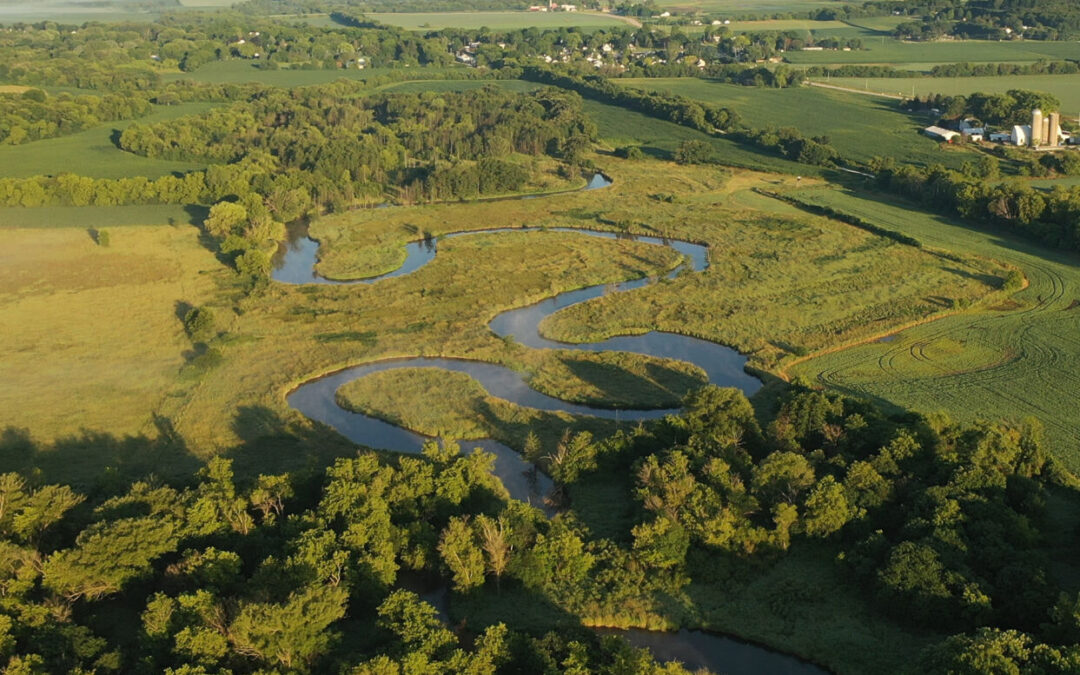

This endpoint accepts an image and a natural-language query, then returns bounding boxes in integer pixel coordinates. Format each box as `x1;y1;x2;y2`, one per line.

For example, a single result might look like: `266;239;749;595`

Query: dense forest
119;83;594;199
0;89;151;146
1;384;1079;672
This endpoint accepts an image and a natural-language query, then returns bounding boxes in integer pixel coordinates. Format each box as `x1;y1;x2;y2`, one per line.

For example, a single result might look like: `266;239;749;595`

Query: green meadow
823;73;1080;115
164;60;463;86
366;11;634;31
0;204;203;229
0;102;215;179
650;0;861;16
615;78;973;168
786;184;1080;469
377;79;540;94
783;38;1080;66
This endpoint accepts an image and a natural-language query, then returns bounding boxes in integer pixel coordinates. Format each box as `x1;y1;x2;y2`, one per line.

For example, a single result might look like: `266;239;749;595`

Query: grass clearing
0;224;226;444
366;11;633;31
785;184;1080;468
616;78;975;168
0;102;215;179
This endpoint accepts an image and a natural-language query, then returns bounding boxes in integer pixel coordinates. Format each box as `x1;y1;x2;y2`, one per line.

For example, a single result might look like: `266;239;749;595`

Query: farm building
923;126;960;143
1011;125;1031;146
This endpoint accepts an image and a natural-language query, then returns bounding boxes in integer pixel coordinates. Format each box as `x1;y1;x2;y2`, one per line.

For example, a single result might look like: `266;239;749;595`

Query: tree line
869;156;1080;254
521;66;739;135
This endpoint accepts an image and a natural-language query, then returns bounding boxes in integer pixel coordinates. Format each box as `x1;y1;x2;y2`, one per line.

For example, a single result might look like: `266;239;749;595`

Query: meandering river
278;175;760;508
274;176;825;674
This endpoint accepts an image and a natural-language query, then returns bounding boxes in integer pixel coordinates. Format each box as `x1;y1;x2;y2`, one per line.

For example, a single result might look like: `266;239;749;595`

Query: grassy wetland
1;159;1010;463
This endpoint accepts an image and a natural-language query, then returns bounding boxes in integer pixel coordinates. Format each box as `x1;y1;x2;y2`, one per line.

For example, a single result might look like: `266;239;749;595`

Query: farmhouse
923;126;960;143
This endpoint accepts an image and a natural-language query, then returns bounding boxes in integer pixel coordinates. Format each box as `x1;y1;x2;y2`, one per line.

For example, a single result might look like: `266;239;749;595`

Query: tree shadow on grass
224;404;362;478
0;420;200;493
450;580;589;636
559;355;699;410
182;204;209;226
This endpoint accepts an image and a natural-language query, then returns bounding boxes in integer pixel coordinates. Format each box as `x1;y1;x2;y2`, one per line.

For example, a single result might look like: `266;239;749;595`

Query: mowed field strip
787;185;1080;468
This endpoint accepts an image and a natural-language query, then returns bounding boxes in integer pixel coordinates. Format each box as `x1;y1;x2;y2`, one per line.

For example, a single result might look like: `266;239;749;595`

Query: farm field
786;185;1080;468
377;79;540;94
822;74;1080;115
365;11;634;31
650;0;860;16
716;17;905;39
165;60;464;86
0;102;215;179
615;78;973;168
784;38;1080;65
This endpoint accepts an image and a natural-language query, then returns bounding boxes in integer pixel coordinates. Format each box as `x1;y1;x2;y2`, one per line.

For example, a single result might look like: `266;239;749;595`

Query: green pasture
650;0;860;16
0;102;215;180
784;38;1080;65
164;60;463;86
717;18;904;40
0;204;204;229
786;185;1080;468
616;78;974;168
822;74;1080;116
366;11;633;31
725;19;851;34
376;79;540;94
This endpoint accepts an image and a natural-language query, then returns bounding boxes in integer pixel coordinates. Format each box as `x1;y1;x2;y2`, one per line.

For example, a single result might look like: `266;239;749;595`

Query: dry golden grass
0;226;226;440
